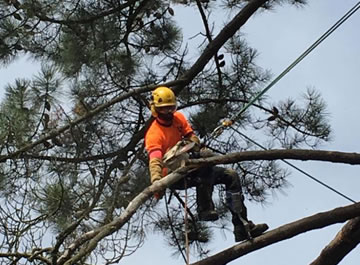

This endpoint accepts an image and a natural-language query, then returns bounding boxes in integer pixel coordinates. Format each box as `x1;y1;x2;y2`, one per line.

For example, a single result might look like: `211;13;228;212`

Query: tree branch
57;166;191;265
32;0;140;25
309;217;360;265
0;79;185;163
190;202;360;265
56;146;360;265
174;0;269;93
21;147;360;166
188;149;360;167
0;248;52;265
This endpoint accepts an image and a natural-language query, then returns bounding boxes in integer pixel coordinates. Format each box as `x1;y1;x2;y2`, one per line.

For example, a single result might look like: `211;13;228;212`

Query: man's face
155;105;176;121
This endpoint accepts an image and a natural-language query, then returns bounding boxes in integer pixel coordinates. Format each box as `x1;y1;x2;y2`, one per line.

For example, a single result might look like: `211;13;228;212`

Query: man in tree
144;86;268;242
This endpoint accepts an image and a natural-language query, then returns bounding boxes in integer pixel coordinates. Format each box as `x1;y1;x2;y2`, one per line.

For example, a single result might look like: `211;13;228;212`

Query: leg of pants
171;166;247;224
211;167;248;224
170;167;215;213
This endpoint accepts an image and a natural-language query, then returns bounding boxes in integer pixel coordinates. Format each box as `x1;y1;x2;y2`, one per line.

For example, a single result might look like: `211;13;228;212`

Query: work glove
149;158;165;200
149;157;163;184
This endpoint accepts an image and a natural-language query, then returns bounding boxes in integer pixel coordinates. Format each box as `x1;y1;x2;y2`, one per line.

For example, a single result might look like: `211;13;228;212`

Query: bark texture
309;217;360;265
58;167;190;265
188;149;360;167
190;203;360;265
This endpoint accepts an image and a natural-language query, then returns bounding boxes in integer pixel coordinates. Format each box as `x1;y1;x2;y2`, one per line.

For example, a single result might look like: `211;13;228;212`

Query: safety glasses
155;105;177;114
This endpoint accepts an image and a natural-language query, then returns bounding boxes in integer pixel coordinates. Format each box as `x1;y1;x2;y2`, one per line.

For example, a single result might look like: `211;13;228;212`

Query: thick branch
309;217;360;265
188;149;360;166
174;0;268;93
57;166;191;265
0;0;269;163
55;145;360;264
16;148;360;167
190;202;360;265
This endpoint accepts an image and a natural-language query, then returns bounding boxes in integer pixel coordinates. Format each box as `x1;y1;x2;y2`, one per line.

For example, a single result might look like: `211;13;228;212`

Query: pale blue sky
126;1;360;264
0;1;359;264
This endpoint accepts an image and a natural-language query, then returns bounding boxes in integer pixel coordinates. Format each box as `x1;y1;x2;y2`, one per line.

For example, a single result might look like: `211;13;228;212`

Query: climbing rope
180;1;360;256
184;177;190;265
204;2;360;206
208;1;360;141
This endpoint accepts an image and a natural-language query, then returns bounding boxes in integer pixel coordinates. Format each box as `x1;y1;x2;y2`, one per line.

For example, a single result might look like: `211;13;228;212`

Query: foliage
0;0;333;264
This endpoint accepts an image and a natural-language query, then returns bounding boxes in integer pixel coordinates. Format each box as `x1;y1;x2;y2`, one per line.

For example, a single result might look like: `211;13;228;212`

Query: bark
188;149;360;166
13;148;360;167
174;0;269;93
56;147;360;264
309;217;360;265
17;148;360;167
190;202;360;265
58;166;191;265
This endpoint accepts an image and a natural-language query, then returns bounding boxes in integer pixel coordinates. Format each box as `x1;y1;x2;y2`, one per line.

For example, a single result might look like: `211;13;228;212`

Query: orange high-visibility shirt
145;111;194;157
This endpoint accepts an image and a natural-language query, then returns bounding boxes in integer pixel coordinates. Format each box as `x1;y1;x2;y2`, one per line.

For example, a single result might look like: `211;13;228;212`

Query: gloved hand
149;158;165;200
151;178;165;200
149;157;163;184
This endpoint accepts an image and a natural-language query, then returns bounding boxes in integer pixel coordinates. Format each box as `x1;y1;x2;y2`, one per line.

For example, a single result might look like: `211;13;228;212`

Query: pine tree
1;1;347;264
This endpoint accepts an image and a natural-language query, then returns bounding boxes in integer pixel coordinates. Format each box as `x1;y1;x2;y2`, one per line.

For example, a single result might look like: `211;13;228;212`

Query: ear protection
150;102;158;117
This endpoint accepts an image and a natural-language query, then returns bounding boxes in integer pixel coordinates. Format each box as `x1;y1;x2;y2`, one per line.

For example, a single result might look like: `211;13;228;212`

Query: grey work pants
170;166;247;225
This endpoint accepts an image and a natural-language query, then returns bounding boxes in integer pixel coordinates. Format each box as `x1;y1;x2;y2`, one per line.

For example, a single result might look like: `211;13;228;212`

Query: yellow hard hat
151;86;176;107
150;86;177;117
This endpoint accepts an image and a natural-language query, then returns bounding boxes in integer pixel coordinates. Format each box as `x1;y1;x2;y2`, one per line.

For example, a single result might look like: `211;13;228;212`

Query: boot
234;221;269;242
227;191;268;242
197;182;219;221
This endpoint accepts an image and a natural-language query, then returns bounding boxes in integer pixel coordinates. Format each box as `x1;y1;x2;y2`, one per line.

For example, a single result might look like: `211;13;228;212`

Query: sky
0;0;360;264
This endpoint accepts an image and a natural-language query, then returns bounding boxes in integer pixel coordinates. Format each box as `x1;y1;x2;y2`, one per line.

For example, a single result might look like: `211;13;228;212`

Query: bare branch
190;202;360;265
0;248;52;265
56;148;360;265
174;0;269;93
57;166;191;265
309;217;360;265
188;149;360;167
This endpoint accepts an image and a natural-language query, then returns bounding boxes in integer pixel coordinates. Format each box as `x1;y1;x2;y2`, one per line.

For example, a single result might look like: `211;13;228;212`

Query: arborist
144;86;268;242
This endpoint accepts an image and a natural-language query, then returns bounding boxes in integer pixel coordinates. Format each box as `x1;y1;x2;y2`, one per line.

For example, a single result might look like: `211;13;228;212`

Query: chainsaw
162;140;197;171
